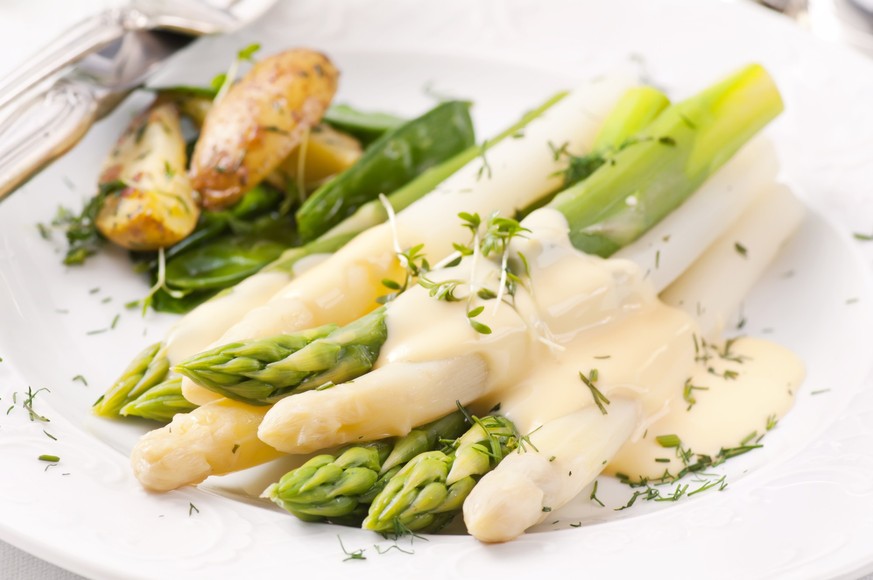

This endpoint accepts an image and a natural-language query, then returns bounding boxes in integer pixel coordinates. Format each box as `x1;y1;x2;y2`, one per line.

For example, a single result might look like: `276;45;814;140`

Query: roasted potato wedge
267;123;363;193
96;102;200;251
190;48;339;209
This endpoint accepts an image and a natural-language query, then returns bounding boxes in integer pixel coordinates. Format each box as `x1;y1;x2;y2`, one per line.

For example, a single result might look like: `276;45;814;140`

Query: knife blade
0;29;192;202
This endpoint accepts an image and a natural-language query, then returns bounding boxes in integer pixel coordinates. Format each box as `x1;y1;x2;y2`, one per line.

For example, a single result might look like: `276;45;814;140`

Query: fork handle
0;8;141;112
0;79;103;202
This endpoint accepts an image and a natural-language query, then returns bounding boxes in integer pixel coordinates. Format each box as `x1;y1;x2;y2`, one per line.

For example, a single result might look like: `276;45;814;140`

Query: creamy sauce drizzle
379;208;804;479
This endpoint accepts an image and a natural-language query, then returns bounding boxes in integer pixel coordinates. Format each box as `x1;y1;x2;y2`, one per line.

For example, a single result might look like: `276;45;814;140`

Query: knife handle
0;8;135;112
0;79;100;202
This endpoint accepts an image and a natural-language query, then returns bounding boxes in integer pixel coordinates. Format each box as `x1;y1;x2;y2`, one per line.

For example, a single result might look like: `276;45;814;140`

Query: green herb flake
23;387;50;422
734;242;748;257
209;72;228;92
579;370;610;415
188;502;199;516
38;454;60;463
656;434;681;448
589;480;605;507
338;536;367;561
237;43;261;62
683;378;710;411
36;223;52;240
468;318;492;335
688;475;728;496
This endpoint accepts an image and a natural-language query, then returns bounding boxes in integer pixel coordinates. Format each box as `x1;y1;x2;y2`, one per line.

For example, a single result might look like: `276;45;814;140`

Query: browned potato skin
190;48;339;210
97;102;200;251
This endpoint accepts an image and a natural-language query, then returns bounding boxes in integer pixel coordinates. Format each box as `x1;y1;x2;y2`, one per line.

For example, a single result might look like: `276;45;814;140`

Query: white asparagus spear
163;271;293;365
131;398;280;491
612;136;777;293
660;183;805;337
463;400;639;542
259;355;489;453
181;75;635;405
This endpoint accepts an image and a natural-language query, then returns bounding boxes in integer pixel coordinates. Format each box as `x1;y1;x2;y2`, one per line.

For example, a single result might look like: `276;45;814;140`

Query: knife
0;30;193;202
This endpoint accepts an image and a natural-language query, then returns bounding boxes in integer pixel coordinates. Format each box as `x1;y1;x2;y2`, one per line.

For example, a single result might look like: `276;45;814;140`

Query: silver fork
0;0;276;113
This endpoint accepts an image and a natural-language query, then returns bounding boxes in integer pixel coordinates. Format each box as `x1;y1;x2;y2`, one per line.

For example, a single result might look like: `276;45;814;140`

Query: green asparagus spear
549;63;783;257
519;85;670;216
592;85;671;153
446;414;517;484
265;411;468;523
362;415;519;533
267;443;391;522
118;377;197;423
362;451;467;533
382;411;469;473
296;101;476;242
175;307;388;404
93;342;170;417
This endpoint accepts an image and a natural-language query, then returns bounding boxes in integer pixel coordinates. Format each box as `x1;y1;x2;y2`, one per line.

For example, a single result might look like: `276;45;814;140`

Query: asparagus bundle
248;66;784;506
130;77;644;490
362;415;518;533
119;378;195;423
265;410;518;534
176;307;387;403
177;74;637;406
264;411;467;523
177;65;779;418
131;65;784;503
173;84;669;406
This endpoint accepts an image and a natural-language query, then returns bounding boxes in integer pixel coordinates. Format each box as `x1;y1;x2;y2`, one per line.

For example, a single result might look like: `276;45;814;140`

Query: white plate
2;0;873;578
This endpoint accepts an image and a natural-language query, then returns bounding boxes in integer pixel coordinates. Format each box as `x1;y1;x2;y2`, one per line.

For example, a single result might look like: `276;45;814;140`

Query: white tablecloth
0;543;83;580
